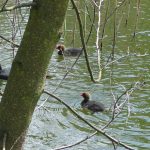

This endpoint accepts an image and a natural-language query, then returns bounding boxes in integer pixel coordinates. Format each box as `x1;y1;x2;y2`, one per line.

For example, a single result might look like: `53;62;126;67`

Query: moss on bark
0;0;69;149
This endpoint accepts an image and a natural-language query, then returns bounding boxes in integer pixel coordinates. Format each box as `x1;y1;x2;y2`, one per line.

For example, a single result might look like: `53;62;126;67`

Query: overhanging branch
43;90;135;150
0;2;36;13
70;0;96;83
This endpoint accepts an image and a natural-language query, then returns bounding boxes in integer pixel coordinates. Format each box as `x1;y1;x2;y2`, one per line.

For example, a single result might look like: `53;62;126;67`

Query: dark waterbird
0;64;10;80
81;92;105;113
56;44;82;56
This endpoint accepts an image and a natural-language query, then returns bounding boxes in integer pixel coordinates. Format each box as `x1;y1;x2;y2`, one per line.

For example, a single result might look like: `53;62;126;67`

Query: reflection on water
0;0;150;150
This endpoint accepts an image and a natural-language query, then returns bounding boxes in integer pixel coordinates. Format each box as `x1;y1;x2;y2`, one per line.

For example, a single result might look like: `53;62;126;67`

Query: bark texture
0;0;69;149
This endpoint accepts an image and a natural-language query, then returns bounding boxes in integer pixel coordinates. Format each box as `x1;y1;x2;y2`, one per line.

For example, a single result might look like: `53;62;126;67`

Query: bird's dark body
0;65;10;80
81;100;105;112
81;92;105;113
56;44;82;56
64;48;82;56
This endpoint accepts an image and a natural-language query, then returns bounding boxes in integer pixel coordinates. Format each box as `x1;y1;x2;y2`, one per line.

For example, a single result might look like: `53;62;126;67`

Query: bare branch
0;2;36;13
2;133;7;150
43;90;135;150
1;0;9;10
103;81;146;129
102;53;149;71
0;35;19;48
52;131;97;150
70;0;96;82
133;0;141;38
95;0;103;81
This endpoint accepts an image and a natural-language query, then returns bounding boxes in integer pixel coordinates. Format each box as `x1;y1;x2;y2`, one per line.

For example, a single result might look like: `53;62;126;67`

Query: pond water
0;1;150;150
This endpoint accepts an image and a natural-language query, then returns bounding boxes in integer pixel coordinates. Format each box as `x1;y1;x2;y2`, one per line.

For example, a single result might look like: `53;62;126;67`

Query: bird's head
56;44;65;55
80;92;90;100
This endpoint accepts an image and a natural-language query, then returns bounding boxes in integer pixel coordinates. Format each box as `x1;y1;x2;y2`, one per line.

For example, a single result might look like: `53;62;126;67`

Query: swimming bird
56;44;82;56
80;92;105;113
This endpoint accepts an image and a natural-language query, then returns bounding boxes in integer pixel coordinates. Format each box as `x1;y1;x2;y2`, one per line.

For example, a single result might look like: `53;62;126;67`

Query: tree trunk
0;0;69;149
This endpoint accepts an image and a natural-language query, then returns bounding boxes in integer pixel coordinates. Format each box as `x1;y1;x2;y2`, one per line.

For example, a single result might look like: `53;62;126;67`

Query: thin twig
9;130;27;150
85;0;96;43
1;0;9;10
0;35;19;48
2;133;7;150
96;0;103;81
133;0;140;38
52;131;97;150
102;53;149;71
99;0;110;52
105;0;126;23
103;81;146;129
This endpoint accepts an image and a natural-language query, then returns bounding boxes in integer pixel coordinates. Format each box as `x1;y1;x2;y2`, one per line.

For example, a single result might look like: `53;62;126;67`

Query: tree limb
70;0;96;83
0;2;36;13
43;90;135;150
